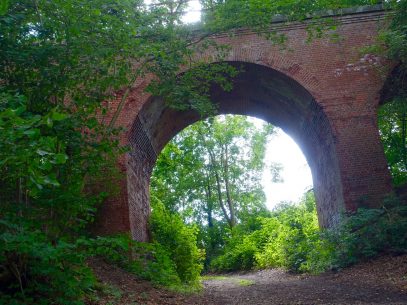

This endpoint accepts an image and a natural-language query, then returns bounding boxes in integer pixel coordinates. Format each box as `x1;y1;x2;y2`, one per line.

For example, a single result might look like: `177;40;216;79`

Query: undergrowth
0;203;203;304
210;193;407;274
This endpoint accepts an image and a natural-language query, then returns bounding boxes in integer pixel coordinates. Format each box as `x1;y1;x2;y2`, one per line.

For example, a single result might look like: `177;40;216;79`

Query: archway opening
149;113;316;270
127;61;343;242
149;114;313;216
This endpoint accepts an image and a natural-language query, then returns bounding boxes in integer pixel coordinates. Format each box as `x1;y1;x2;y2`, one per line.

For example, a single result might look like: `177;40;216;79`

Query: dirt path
90;255;407;305
186;268;407;304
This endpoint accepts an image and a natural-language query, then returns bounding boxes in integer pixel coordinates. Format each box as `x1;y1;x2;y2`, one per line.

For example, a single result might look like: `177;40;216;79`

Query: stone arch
94;8;393;239
126;61;343;241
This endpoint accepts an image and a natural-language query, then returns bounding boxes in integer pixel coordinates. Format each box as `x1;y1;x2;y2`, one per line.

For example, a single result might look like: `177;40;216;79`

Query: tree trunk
401;110;406;169
208;148;233;229
204;171;214;228
222;145;236;227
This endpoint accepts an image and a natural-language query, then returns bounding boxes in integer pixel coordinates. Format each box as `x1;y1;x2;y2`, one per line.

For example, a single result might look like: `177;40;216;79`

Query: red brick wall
93;8;393;240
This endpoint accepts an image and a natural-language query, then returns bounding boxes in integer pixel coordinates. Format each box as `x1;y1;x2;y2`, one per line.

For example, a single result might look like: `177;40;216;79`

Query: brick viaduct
94;5;394;241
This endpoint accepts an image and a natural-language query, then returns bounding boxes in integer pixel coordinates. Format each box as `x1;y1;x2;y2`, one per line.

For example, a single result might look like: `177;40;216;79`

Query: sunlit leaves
378;97;407;186
150;201;204;284
210;191;322;273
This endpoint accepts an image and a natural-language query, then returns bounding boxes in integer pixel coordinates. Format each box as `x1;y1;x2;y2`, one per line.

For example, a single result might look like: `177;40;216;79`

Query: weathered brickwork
94;7;394;241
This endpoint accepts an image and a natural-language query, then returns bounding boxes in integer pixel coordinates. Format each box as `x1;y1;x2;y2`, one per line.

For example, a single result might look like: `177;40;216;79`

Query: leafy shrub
322;195;407;269
210;191;324;273
210;191;407;274
0;220;95;305
0;223;192;304
210;234;258;272
253;192;322;272
149;200;204;286
81;234;182;288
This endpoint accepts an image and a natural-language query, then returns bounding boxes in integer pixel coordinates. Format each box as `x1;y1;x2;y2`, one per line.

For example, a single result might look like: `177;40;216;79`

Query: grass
87;282;123;304
237;279;255;286
157;279;203;294
201;275;229;281
202;275;255;286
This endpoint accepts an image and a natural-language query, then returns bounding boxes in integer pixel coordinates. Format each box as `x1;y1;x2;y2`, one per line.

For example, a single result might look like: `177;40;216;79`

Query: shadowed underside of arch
127;62;344;241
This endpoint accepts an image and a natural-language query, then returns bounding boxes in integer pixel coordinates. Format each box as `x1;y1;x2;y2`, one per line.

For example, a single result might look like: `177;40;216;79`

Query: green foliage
0;225;193;305
0;92;68;192
147;63;239;115
378;98;407;186
372;1;407;185
0;220;96;305
210;191;323;273
149;200;204;286
210;192;407;274
323;195;407;268
381;0;407;64
202;0;380;42
0;91;118;241
237;279;255;286
255;199;320;272
79;235;182;289
151;115;274;269
0;0;133;242
0;89;117;304
0;1;238;302
210;233;258;271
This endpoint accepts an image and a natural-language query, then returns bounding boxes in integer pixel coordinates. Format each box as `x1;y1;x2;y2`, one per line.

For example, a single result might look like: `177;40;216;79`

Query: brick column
91;173;131;236
126;152;151;242
333;112;392;211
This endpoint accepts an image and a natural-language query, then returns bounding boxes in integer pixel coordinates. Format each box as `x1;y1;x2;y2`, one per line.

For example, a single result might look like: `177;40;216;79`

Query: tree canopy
151;115;275;266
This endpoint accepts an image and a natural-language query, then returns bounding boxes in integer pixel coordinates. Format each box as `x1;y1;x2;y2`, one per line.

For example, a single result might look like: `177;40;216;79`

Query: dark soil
89;254;407;305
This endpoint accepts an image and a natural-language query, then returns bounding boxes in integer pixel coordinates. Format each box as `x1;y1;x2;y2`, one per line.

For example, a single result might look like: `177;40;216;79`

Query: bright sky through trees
181;0;202;23
249;118;313;210
263;129;313;209
144;0;202;23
